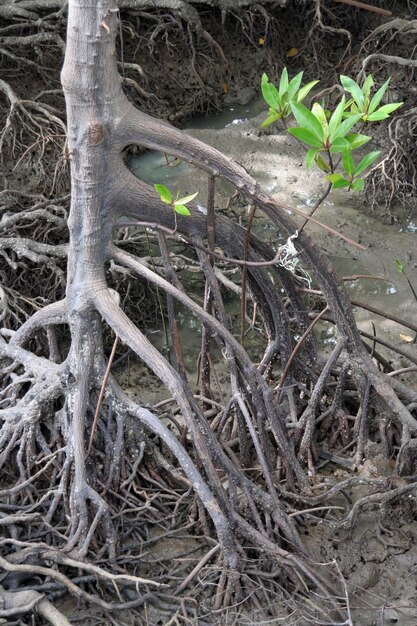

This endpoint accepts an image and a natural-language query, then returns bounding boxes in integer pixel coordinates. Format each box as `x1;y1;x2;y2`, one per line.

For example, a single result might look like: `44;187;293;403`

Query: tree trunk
61;0;244;564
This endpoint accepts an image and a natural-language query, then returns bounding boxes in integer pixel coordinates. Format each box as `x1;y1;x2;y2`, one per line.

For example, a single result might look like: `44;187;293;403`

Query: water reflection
330;256;397;300
399;220;417;233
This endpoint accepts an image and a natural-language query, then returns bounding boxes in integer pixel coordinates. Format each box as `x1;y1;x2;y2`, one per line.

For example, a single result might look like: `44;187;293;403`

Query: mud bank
132;105;417;370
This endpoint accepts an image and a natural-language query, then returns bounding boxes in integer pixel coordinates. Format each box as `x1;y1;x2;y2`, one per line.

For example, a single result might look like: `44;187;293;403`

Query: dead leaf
286;47;299;57
259;37;265;46
222;82;228;94
400;333;414;343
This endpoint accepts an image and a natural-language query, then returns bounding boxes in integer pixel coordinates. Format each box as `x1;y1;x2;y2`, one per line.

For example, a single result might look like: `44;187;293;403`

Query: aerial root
1;240;413;621
120;105;417;435
367;107;417;213
0;539;157;612
105;386;348;620
0;190;69;328
0;237;66;271
65;480;117;559
0;337;65;481
7;299;68;347
72;282;320;571
0;584;73;626
338;480;417;535
2;1;417;621
0;79;67;192
295;338;346;464
108;244;309;484
91;293;348;610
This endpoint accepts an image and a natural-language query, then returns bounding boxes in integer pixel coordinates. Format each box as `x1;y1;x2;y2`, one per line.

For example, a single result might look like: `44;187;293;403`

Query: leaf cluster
261;69;403;191
261;68;318;128
154;184;198;216
340;75;403;122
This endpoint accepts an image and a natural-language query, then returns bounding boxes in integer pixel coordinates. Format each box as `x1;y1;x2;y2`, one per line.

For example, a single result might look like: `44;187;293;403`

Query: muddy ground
131;104;417;367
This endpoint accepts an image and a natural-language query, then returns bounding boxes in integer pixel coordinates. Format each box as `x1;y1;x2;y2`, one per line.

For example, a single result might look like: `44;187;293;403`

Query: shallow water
185;98;266;130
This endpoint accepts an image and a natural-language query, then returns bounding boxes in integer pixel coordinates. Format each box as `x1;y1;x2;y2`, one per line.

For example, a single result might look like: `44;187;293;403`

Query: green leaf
174;204;191;216
362;74;374;98
395;259;405;273
342;149;354;177
279;92;289;113
367;102;403;121
278;67;289;97
354;150;380;176
154;184;172;204
329;136;350;153
328;96;346;140
326;173;350;189
287;127;323;147
327;173;345;183
290;102;324;143
340;75;364;107
261;73;280;110
281;103;291;119
312;102;328;137
332;178;351;189
316;154;330;171
306;148;319;169
343;97;355;111
366;111;389;121
349;178;365;191
345;133;371;149
344;104;360;117
332;113;362;139
175;192;198;205
287;71;303;100
261;112;282;128
297;80;319;103
368;78;390;114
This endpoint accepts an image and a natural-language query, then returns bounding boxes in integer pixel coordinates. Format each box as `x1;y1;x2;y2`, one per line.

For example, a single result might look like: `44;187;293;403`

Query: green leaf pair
395;258;405;274
154;184;198;216
326;173;364;191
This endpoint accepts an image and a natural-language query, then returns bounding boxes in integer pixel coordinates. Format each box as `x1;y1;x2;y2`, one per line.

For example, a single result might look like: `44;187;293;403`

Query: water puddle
130;151;189;187
185;98;265;130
